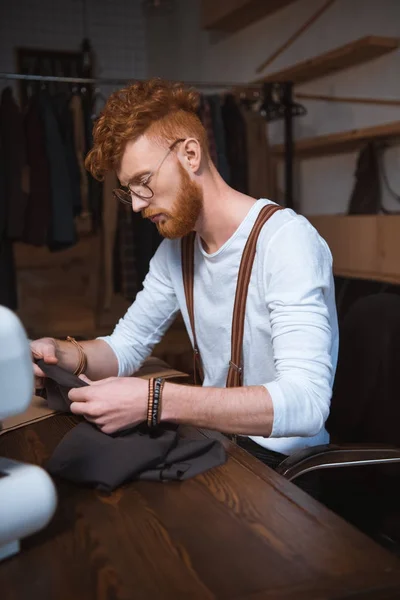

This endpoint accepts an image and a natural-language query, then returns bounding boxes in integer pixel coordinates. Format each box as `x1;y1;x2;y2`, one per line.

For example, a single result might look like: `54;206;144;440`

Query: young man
31;79;338;468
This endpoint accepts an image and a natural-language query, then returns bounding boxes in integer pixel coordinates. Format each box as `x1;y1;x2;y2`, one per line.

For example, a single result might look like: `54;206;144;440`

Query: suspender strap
181;231;204;384
181;203;282;387
226;204;282;387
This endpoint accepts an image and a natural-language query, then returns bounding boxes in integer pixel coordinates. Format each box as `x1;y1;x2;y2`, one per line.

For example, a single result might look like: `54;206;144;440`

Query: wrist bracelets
147;377;165;428
66;336;87;376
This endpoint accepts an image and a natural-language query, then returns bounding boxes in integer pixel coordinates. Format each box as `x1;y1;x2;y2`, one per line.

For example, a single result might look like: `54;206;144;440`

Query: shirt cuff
262;380;285;438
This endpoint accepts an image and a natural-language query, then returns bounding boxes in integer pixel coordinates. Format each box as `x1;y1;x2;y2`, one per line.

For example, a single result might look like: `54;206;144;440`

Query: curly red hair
85;78;209;181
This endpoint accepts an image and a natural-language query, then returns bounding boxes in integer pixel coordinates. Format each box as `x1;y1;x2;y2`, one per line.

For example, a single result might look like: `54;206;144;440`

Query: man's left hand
68;375;148;434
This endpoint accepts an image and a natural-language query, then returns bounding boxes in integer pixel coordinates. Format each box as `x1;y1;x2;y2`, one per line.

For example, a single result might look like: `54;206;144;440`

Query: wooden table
1;415;400;600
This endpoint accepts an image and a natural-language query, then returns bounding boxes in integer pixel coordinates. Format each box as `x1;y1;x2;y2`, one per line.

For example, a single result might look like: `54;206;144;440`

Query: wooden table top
1;415;400;600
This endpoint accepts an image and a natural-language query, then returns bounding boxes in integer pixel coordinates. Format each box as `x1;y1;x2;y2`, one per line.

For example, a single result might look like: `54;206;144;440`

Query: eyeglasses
113;138;185;205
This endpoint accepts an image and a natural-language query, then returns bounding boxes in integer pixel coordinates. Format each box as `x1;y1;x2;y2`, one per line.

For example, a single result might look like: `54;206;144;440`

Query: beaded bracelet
150;377;165;428
147;378;155;428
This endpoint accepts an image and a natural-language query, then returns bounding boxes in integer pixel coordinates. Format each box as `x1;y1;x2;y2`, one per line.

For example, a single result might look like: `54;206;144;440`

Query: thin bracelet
147;378;155;428
157;379;165;425
66;336;87;376
151;378;165;428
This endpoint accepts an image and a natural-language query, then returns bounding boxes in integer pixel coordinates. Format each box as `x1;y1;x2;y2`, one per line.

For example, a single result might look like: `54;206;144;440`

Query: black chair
276;293;400;552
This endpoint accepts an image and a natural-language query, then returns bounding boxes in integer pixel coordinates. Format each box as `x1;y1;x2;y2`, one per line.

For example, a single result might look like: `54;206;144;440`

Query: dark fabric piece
348;142;381;215
46;421;226;491
35;358;88;411
38;92;76;250
0;138;18;309
0;87;28;240
327;293;400;446
38;360;226;492
208;95;231;184
23;96;52;246
221;94;248;194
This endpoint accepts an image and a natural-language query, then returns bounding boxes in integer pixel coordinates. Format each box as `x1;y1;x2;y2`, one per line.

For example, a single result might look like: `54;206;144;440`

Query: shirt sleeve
97;239;179;376
261;217;336;438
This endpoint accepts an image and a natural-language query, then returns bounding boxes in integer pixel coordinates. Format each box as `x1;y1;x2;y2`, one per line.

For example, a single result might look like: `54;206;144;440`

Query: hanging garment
53;93;82;218
221;94;249;195
0;87;28;240
0;139;18;309
35;359;226;492
82;94;102;232
23;95;52;247
118;203;139;301
69;94;89;219
38;91;76;250
207;95;231;183
131;210;163;295
198;95;218;167
102;171;119;311
348;141;381;215
241;107;274;200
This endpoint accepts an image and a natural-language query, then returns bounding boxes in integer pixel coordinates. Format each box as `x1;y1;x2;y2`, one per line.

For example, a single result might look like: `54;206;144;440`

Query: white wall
146;0;400;215
0;0;147;98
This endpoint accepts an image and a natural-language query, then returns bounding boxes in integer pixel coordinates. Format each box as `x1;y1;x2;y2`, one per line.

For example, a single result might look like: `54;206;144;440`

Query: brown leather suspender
181;204;282;387
181;230;205;383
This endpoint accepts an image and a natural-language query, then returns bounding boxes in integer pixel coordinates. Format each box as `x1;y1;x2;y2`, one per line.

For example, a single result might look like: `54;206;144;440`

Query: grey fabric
38;360;226;492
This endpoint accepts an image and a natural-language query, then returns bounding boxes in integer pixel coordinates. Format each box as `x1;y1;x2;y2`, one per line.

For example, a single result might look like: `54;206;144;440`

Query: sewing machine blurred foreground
0;306;57;562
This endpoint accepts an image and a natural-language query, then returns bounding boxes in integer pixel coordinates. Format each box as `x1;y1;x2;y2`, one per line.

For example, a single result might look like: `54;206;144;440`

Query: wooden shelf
257;36;399;85
201;0;297;34
308;214;400;285
272;120;400;158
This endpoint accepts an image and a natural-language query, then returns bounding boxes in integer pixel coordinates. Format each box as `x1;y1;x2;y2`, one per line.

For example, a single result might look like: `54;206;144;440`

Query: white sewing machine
0;306;57;562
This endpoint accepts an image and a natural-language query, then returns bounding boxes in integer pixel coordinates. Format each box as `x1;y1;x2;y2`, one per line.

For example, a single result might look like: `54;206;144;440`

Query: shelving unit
257;36;399;85
272;121;400;158
308;215;400;284
201;0;297;34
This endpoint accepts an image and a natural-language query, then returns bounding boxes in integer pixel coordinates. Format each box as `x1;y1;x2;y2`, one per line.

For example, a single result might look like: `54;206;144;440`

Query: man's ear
181;138;202;173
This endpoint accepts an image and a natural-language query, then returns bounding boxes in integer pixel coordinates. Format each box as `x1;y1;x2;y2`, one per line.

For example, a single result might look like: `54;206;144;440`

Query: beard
142;163;203;239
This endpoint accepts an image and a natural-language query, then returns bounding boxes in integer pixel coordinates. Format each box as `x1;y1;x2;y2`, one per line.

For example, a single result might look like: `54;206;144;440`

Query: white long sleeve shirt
98;199;339;455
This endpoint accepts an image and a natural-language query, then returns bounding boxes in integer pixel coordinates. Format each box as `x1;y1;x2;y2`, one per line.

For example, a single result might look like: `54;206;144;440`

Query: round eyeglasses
113;138;185;205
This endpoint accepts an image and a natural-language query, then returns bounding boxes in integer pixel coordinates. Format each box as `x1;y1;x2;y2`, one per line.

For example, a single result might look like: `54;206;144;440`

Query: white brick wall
0;0;147;95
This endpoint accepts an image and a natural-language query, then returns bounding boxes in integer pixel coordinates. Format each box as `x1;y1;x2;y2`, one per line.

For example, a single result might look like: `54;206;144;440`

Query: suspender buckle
229;360;242;374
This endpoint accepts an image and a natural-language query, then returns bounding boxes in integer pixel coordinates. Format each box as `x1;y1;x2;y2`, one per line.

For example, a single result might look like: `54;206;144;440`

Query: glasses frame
113;138;186;205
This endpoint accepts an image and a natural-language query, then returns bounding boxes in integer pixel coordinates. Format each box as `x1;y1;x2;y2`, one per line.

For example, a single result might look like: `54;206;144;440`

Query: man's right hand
31;337;59;390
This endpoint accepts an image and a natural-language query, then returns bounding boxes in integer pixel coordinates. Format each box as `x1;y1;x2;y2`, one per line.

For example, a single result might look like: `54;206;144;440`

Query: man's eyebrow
125;170;150;185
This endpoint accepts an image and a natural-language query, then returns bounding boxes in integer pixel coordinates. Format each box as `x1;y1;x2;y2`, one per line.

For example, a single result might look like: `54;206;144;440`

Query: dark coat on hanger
0;87;28;240
22;96;52;246
38;91;76;250
348;141;381;215
0;138;18;309
221;94;249;195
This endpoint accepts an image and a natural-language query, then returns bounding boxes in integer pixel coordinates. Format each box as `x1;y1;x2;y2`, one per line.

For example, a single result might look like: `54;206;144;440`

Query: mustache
142;207;172;219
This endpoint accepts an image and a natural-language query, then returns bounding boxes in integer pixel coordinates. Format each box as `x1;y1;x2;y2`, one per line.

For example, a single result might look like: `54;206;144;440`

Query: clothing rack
0;71;297;208
0;72;264;90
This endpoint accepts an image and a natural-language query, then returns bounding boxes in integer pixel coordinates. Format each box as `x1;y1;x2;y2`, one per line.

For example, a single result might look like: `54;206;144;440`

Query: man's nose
131;196;150;213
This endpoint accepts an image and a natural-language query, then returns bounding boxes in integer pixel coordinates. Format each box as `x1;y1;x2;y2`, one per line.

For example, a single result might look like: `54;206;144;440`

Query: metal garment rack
0;72;298;208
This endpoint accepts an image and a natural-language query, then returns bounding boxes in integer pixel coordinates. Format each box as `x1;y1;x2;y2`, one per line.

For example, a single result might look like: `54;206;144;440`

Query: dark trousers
236;436;321;500
236;436;286;470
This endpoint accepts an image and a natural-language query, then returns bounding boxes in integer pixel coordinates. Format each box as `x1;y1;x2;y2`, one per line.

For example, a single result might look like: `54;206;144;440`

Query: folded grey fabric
37;360;226;491
35;358;88;411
